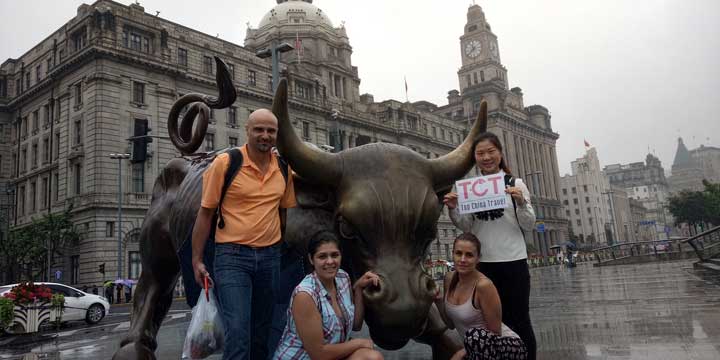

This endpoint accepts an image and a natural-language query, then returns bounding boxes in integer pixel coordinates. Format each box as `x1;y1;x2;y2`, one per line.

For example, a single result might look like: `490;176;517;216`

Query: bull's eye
337;216;358;240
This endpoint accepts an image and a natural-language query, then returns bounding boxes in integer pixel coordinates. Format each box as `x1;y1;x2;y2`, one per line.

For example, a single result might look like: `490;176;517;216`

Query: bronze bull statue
113;57;488;360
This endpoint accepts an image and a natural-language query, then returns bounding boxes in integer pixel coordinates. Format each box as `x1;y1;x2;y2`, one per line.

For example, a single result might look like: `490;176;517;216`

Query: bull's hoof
112;342;156;360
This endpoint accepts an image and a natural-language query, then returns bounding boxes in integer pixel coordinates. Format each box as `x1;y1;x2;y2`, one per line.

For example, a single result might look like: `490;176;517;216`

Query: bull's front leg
113;209;180;360
415;304;463;360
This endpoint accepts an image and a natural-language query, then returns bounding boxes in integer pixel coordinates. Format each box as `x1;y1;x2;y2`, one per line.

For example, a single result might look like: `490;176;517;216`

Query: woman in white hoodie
443;132;537;360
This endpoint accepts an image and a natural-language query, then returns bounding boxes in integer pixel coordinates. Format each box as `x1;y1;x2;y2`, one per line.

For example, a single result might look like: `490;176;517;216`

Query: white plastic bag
182;284;224;359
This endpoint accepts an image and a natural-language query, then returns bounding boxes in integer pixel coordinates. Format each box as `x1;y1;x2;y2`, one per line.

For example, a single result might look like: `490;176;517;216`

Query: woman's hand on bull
443;192;459;209
354;271;380;290
432;285;443;302
505;186;525;206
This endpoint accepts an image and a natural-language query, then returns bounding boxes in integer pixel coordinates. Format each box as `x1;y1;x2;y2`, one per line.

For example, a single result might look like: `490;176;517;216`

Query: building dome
258;0;334;29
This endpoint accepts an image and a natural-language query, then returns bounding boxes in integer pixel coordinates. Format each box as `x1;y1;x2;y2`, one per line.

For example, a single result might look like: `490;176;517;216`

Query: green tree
667;190;708;235
0;210;81;282
0;225;45;282
702;180;720;226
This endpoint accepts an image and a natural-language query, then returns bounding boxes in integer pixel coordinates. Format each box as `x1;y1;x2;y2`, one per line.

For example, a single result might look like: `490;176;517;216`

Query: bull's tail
167;56;237;155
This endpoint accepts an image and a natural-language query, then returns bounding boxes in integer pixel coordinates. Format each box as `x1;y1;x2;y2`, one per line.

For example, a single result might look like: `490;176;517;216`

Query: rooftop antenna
155;11;160;16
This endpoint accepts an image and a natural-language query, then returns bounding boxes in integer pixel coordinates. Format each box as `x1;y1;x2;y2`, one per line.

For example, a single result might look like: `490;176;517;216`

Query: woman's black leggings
478;259;537;360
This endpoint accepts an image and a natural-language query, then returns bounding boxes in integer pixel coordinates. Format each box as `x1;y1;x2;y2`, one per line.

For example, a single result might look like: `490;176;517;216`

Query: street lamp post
109;153;130;280
255;41;294;93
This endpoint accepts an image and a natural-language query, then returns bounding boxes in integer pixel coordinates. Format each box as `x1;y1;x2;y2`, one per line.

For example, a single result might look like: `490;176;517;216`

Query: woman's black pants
478;259;537;360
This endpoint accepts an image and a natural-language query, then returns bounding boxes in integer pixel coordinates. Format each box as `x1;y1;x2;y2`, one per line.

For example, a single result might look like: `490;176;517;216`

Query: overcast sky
2;0;719;175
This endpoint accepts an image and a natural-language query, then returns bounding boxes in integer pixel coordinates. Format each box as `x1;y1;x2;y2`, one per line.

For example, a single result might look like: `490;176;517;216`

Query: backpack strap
277;154;290;238
277;155;290;184
217;148;244;229
505;174;525;237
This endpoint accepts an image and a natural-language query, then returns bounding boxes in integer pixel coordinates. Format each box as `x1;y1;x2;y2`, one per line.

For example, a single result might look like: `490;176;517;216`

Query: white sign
455;173;511;214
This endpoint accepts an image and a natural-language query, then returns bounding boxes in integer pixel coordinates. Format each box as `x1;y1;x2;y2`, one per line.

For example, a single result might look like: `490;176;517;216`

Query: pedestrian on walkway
443;132;537;360
272;231;383;360
435;233;527;360
105;283;114;304
192;109;297;360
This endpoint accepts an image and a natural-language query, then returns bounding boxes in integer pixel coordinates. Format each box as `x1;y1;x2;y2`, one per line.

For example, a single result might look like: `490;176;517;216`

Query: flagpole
404;76;409;103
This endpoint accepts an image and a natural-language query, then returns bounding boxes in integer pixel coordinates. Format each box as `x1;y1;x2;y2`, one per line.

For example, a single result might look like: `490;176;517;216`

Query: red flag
584;139;590;148
295;33;303;63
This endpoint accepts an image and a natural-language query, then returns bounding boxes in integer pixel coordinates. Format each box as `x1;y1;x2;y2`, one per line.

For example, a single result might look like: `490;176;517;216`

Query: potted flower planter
1;283;64;335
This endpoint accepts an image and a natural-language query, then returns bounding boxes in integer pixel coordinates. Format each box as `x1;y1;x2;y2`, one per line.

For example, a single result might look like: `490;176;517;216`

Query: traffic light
98;263;105;275
131;119;153;162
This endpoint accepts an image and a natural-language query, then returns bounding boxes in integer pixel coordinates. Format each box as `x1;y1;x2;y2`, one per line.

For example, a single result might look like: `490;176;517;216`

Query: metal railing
591;238;693;266
681;225;720;262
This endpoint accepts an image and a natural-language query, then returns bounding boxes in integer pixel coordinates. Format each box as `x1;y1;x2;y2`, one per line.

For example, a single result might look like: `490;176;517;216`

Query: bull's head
274;79;486;349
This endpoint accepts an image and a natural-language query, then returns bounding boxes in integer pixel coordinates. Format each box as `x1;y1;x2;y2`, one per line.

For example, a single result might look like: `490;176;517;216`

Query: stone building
669;137;705;192
628;198;652;241
0;0;565;286
669;137;720;193
690;144;720;184
560;148;615;247
604;154;672;240
607;185;635;243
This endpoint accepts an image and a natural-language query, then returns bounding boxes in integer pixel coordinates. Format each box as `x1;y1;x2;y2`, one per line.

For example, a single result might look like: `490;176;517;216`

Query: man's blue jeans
214;242;280;360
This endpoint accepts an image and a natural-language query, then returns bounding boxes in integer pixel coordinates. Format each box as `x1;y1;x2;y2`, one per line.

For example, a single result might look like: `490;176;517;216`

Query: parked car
0;282;110;325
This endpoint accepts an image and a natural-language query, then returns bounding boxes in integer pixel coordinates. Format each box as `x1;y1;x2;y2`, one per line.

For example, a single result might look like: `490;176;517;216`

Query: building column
534;141;545;198
521;138;531;191
342;131;350;149
537;143;546;198
542;144;553;199
551;148;562;199
349;134;356;148
504;130;515;172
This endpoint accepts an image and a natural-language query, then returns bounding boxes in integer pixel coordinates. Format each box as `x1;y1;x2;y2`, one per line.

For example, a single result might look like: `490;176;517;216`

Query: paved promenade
4;259;719;359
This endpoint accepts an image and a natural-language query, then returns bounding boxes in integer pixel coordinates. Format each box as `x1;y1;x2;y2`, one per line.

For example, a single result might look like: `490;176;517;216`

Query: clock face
490;42;498;57
465;40;482;58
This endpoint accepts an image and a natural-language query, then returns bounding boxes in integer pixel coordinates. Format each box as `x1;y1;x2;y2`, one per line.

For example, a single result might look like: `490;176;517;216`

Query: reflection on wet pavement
532;260;720;360
2;259;718;359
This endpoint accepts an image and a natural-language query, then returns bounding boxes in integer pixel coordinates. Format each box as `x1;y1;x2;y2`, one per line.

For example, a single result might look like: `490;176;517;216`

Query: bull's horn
428;101;488;188
273;79;342;185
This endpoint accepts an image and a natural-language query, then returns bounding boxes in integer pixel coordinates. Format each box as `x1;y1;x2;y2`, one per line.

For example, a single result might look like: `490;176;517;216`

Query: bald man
192;109;297;359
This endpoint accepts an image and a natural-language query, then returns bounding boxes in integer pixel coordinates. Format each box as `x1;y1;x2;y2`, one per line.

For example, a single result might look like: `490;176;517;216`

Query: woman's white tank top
444;286;519;338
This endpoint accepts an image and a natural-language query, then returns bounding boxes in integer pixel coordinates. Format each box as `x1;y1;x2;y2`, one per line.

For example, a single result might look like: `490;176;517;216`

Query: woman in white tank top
435;233;526;360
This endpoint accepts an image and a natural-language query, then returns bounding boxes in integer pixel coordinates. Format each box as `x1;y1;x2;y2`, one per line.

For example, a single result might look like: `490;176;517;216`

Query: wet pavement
1;259;719;359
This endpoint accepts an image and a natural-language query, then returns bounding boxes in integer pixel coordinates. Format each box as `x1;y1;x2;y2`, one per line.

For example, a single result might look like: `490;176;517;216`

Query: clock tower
458;4;507;92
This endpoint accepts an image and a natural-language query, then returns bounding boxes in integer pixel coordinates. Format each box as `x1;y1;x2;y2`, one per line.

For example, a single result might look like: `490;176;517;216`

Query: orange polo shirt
201;145;296;247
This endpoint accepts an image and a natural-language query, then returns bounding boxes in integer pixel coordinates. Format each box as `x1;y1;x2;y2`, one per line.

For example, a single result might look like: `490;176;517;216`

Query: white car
0;282;110;325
